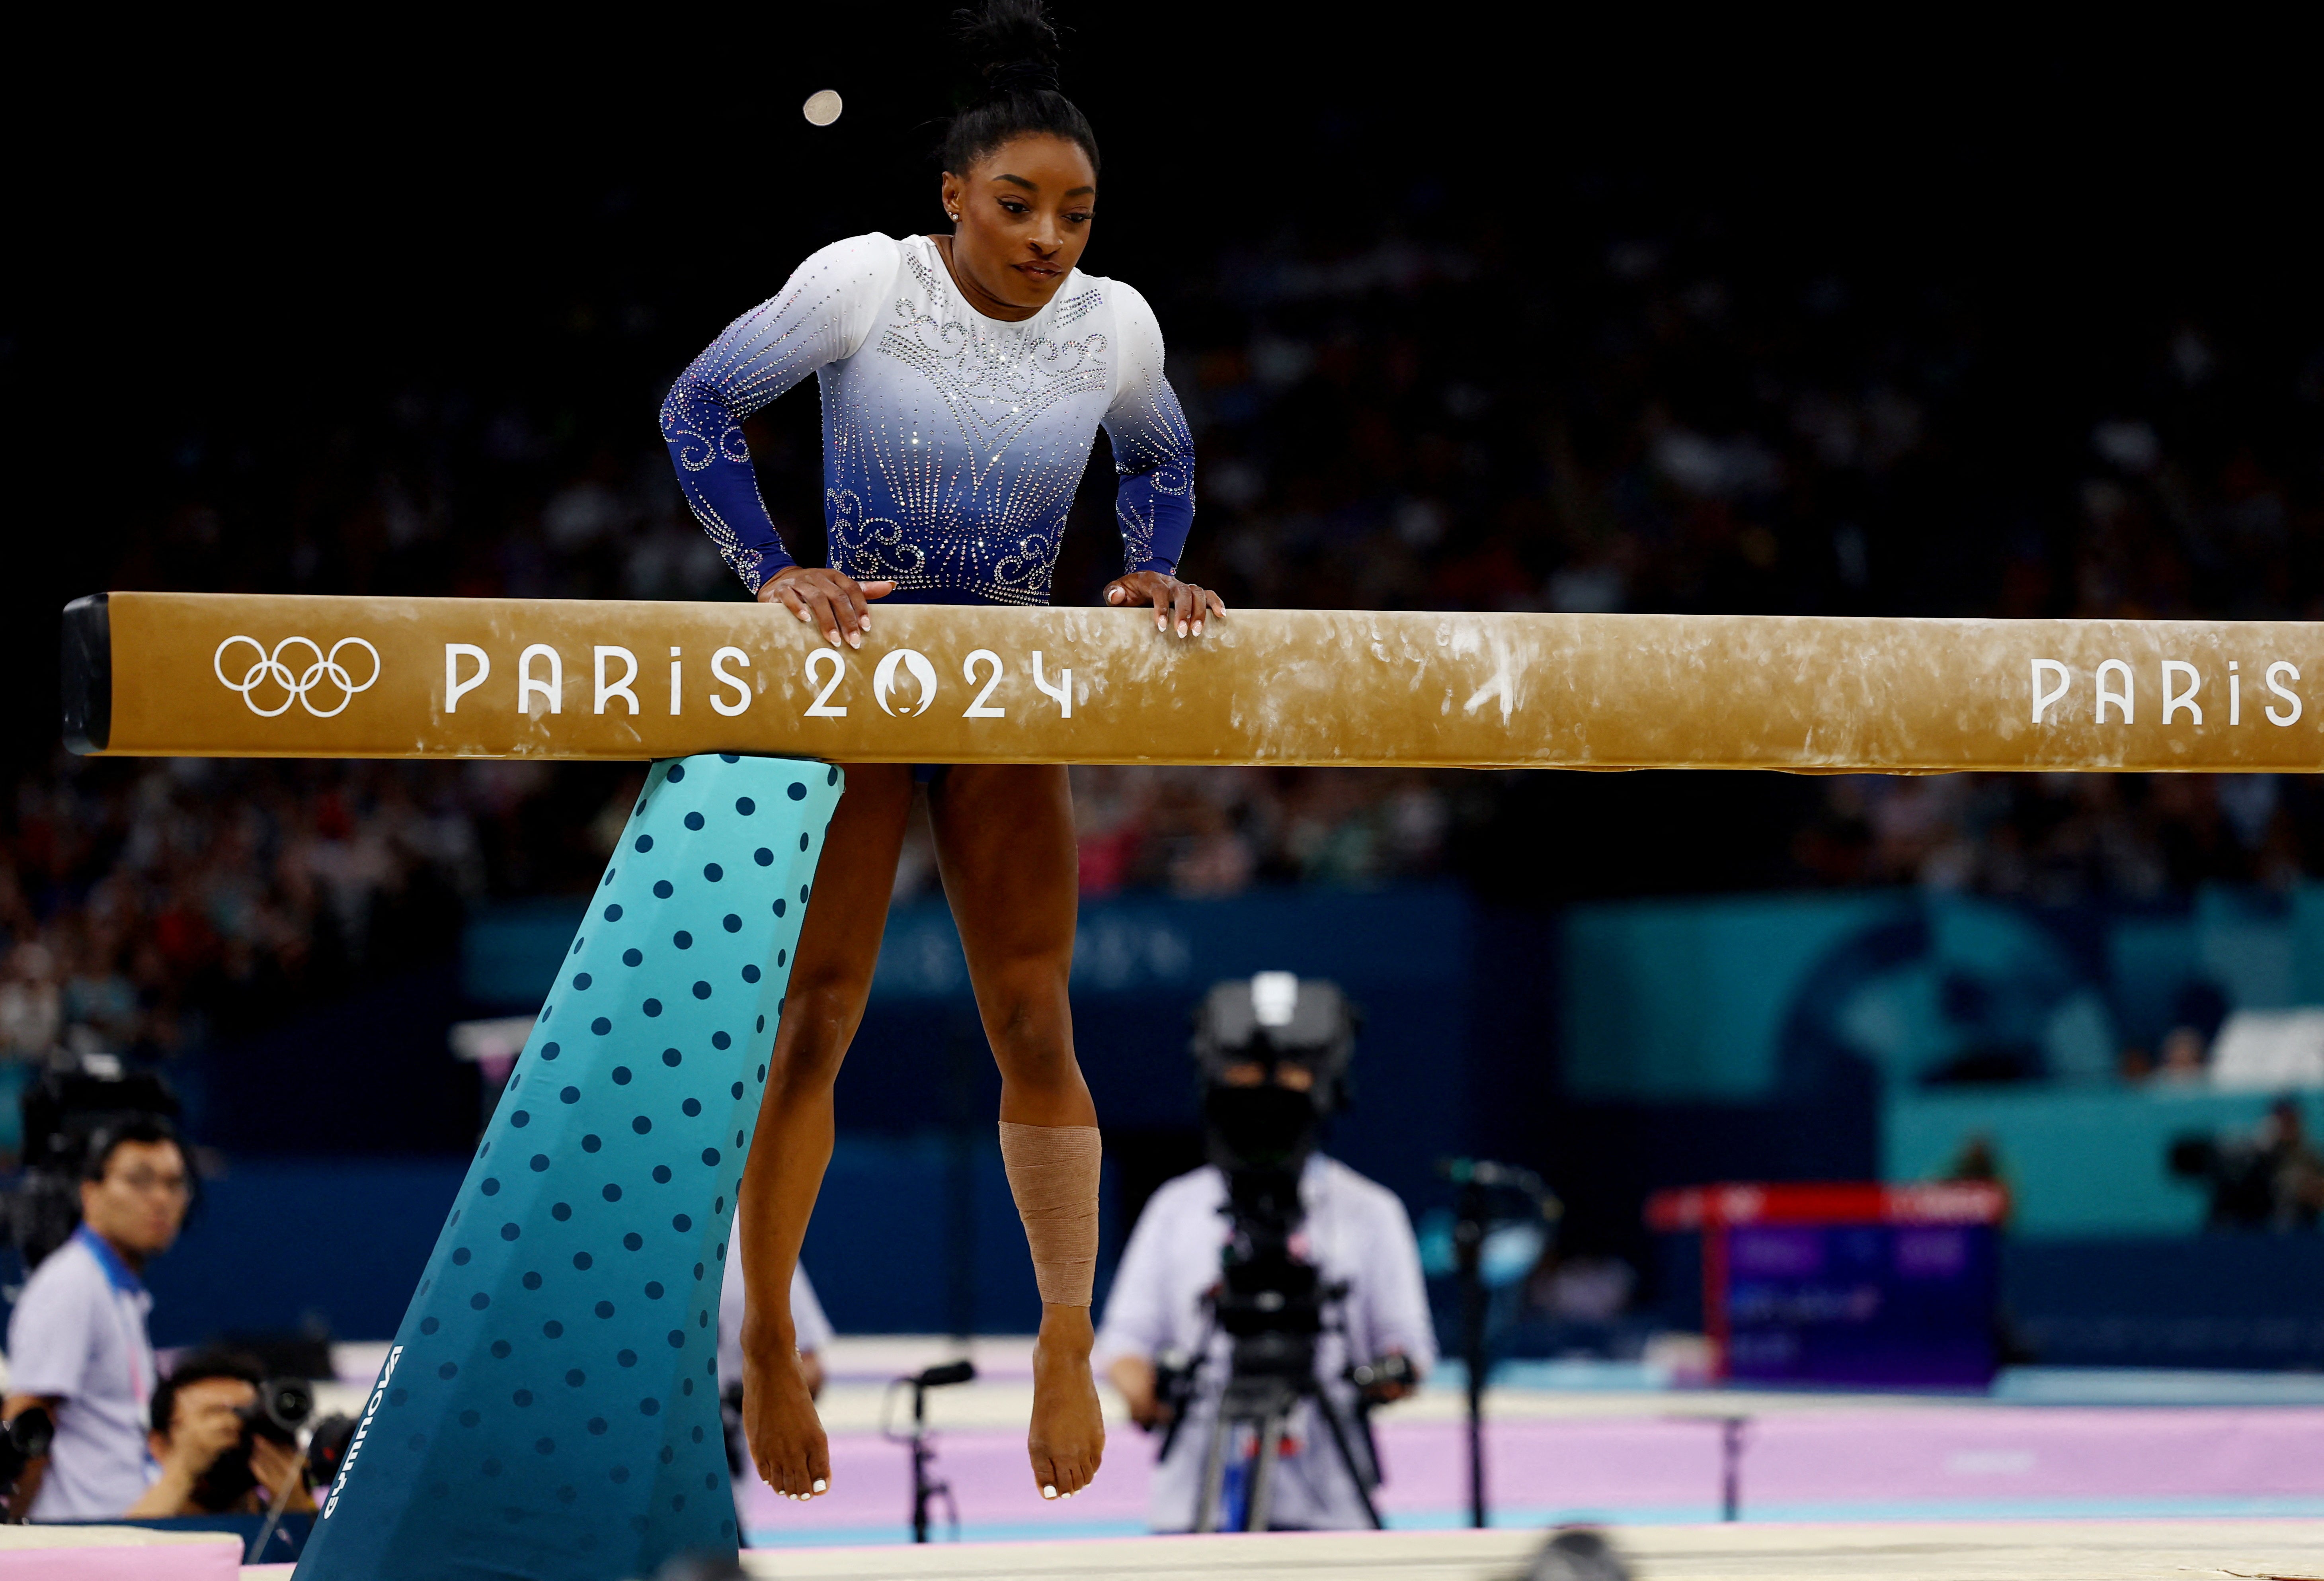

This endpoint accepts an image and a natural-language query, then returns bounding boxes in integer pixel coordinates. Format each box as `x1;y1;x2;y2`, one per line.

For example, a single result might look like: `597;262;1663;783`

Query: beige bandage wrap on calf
998;1122;1102;1307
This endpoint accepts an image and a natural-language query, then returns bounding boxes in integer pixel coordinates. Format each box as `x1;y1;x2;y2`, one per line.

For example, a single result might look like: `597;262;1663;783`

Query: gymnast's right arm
659;233;899;641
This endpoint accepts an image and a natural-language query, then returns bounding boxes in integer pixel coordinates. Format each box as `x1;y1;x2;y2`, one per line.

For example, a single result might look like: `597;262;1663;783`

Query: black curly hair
941;0;1100;179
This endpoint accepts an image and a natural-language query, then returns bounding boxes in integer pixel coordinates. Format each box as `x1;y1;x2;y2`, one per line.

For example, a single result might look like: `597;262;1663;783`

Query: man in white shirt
1095;974;1435;1532
2;1116;191;1520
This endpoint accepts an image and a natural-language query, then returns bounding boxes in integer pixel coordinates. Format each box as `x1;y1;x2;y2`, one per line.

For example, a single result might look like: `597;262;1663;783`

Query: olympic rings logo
213;635;382;718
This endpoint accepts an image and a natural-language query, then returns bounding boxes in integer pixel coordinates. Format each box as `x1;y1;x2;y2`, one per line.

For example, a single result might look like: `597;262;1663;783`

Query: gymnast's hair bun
940;0;1099;178
954;0;1063;97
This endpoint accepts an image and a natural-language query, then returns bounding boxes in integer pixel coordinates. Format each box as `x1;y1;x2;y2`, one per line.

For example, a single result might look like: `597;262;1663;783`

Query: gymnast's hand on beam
1104;571;1226;639
760;566;896;651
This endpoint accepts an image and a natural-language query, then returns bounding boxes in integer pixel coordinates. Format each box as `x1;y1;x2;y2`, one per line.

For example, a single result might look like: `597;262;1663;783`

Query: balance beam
62;591;2324;771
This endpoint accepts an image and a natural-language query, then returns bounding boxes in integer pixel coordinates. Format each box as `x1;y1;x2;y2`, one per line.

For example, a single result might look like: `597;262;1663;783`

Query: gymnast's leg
734;762;914;1499
928;762;1105;1498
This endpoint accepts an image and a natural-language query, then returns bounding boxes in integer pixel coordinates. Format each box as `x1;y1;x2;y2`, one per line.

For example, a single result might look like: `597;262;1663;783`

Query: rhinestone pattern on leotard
660;233;1195;605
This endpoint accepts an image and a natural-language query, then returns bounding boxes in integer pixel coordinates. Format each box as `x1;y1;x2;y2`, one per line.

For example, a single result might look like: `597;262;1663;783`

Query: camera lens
264;1378;315;1431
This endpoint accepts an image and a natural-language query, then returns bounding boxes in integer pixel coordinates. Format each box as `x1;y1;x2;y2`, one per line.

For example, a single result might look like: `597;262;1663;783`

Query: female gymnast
658;0;1219;1506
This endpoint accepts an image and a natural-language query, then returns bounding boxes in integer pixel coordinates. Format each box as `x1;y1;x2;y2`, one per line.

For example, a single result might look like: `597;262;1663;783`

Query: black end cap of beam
61;594;111;754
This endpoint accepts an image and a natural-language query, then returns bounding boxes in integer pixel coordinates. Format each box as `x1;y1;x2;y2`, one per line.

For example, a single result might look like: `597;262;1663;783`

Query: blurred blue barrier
2006;1235;2324;1368
1654;1228;2324;1369
140;1156;470;1346
119;881;2324;1354
467;884;1477;1213
30;1139;1111;1345
464;885;1473;1009
800;1133;1121;1334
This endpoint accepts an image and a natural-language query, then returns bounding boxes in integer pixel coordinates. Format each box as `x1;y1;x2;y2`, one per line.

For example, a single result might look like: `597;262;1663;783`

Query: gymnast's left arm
1100;283;1223;639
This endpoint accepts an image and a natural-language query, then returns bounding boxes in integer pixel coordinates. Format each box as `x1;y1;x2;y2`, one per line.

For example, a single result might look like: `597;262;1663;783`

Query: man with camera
2;1115;189;1520
125;1350;315;1517
1096;973;1435;1532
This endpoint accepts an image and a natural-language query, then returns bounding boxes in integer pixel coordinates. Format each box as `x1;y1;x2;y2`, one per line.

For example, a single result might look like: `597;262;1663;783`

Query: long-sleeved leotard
660;232;1196;605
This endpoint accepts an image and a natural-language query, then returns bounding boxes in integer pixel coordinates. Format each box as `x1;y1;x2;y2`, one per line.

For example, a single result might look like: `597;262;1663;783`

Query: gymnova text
320;1342;401;1518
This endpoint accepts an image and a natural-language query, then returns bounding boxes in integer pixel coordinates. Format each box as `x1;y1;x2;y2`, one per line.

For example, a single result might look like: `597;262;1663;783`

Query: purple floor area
740;1403;2324;1544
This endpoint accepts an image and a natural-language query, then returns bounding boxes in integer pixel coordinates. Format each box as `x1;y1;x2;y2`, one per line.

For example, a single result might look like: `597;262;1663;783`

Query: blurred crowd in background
8;166;2324;1110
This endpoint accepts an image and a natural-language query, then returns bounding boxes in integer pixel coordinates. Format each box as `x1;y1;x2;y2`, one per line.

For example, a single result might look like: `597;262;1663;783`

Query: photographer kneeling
1095;974;1434;1533
125;1350;314;1518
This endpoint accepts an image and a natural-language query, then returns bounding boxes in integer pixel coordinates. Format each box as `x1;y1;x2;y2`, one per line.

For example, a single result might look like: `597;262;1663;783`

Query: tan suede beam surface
73;590;2324;771
997;1123;1102;1308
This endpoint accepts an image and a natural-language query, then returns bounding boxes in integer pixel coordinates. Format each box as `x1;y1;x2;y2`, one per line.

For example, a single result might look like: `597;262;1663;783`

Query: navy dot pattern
298;755;839;1581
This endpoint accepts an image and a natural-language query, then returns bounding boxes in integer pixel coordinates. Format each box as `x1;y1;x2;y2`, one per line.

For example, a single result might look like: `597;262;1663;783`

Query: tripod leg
911;1437;930;1544
1246;1407;1284;1535
1310;1390;1385;1530
1194;1412;1233;1534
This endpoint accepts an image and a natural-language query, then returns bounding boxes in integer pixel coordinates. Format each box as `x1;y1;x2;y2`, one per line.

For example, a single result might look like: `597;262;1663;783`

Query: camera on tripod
1165;971;1402;1533
4;1052;184;1272
0;1406;55;1518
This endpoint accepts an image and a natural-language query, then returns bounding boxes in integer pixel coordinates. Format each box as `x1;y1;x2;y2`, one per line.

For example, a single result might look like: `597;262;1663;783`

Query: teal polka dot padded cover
295;754;842;1581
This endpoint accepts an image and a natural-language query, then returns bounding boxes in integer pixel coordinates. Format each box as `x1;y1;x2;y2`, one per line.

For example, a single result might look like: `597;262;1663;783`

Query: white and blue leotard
661;232;1196;606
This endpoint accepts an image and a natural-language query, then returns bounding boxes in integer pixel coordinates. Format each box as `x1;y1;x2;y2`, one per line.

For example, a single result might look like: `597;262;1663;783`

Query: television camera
1155;971;1409;1533
5;1052;184;1272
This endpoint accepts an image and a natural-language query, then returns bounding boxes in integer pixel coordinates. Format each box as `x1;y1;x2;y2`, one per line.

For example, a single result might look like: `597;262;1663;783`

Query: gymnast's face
938;133;1096;320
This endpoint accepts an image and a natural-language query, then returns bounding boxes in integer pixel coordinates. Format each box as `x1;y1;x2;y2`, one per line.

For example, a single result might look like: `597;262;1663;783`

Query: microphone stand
882;1359;976;1543
245;1449;310;1563
1438;1158;1559;1534
1453;1174;1488;1530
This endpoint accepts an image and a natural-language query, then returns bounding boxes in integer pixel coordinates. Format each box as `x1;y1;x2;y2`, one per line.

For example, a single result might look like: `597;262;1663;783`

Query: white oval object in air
803;90;843;127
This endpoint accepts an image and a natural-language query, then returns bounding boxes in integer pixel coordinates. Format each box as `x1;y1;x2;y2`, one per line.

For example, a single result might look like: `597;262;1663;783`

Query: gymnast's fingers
803;586;847;650
820;580;863;650
1147;578;1173;632
764;577;814;627
1205;586;1228;620
1193;581;1216;635
1184;581;1216;636
837;577;873;641
1103;578;1129;606
861;578;898;603
1173;580;1200;639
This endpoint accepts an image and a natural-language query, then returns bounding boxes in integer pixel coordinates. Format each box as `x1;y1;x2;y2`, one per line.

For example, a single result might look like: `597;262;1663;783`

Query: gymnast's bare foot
743;1336;830;1500
1028;1305;1105;1500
